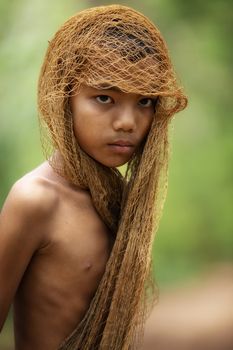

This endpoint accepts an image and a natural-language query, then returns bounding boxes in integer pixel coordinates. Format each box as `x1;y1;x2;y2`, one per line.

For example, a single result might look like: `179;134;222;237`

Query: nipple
83;261;93;271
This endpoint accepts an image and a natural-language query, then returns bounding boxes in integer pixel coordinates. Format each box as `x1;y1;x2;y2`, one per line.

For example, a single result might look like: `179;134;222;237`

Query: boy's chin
79;148;132;168
93;155;131;168
99;159;129;168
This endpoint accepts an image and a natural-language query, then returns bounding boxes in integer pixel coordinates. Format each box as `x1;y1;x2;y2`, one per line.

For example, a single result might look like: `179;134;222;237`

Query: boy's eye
96;95;113;104
138;98;154;108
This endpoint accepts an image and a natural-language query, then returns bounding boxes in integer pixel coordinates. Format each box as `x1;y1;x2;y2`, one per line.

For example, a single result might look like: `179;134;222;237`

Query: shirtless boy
0;5;187;350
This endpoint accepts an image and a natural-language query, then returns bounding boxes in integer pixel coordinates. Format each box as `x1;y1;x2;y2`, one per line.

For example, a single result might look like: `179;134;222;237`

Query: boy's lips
109;140;134;147
107;140;135;154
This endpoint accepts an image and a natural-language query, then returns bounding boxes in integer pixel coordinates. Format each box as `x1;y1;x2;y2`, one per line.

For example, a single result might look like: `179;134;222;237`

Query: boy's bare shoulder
0;174;61;329
5;175;56;210
1;174;59;234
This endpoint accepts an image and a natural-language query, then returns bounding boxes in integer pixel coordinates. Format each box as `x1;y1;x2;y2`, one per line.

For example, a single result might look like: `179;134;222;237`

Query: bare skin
0;84;155;348
0;161;112;350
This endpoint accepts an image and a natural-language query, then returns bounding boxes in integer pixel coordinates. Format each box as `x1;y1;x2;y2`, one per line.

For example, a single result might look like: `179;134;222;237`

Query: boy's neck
41;152;83;192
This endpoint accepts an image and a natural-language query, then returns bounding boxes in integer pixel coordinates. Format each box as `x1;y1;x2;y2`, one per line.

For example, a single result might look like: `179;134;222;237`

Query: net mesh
37;4;188;349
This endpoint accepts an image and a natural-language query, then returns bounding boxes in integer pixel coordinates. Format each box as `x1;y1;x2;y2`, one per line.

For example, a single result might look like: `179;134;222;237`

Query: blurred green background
0;0;232;348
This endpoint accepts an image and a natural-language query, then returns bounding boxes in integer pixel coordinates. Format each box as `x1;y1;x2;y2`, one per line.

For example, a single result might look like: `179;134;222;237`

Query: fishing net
38;4;188;349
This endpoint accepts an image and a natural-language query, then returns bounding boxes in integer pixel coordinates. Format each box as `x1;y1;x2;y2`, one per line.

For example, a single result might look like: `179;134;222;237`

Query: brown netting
37;4;188;349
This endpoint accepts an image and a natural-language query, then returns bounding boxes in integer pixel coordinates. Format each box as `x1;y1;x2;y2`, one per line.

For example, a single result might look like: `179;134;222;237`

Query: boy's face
71;84;156;167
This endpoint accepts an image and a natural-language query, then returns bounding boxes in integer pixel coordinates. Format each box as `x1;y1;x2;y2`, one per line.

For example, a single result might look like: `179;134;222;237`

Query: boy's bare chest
36;193;112;296
14;191;112;347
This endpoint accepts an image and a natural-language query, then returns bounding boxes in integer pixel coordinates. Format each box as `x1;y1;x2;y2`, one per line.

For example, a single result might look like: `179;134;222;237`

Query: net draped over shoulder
38;4;188;349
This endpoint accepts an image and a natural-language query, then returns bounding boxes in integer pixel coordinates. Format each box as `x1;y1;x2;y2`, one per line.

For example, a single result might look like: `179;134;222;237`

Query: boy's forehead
91;83;122;93
76;83;159;101
79;55;160;96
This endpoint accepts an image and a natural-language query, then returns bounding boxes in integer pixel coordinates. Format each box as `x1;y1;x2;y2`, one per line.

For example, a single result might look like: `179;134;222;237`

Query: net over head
38;4;187;135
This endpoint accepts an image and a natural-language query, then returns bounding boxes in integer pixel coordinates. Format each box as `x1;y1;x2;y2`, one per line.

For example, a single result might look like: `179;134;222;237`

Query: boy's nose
112;108;136;132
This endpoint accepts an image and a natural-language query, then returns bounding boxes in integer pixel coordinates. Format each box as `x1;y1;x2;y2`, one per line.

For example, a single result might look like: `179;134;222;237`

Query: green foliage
147;0;233;286
0;0;86;205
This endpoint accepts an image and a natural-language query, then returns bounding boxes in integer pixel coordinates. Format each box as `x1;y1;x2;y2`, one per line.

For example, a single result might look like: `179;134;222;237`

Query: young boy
0;4;187;350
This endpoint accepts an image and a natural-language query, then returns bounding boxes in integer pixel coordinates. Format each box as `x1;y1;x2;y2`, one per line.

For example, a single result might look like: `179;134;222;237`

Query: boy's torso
13;161;112;349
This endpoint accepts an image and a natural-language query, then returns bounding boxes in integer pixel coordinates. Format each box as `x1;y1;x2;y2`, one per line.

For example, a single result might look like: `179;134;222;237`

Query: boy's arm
0;179;52;331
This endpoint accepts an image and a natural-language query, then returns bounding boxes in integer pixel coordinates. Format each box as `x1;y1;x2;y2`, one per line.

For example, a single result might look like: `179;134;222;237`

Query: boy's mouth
109;140;134;147
107;140;134;154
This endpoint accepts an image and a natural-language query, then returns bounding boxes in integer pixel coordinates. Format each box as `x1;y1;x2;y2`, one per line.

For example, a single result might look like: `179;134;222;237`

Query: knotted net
38;4;188;349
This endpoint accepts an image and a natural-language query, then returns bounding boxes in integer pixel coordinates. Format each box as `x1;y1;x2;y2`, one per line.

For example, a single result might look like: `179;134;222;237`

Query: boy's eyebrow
96;84;122;92
91;84;158;99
